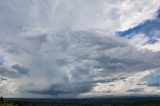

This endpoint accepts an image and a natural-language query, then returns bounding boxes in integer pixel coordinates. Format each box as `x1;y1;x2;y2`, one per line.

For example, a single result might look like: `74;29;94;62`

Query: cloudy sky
0;0;160;98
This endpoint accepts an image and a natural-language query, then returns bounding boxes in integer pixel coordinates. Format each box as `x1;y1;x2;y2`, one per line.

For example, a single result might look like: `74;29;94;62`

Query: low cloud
28;82;94;96
127;88;144;93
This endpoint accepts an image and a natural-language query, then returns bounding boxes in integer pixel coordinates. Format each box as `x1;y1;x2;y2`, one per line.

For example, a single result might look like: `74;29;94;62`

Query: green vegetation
1;96;160;106
0;96;17;106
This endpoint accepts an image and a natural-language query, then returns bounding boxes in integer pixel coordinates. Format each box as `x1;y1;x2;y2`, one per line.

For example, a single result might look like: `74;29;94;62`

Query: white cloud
118;0;160;31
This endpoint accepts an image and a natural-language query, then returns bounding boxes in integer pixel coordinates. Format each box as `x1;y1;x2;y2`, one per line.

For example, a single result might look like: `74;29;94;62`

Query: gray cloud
1;42;20;54
0;76;7;81
11;64;30;77
28;82;94;96
127;88;144;93
0;64;30;78
90;77;126;83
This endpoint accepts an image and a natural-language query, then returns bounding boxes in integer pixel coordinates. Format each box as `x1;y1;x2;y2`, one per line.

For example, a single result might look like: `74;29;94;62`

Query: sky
0;0;160;98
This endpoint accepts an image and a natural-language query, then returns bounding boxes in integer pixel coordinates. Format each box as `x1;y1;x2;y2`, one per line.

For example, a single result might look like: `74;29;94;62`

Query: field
1;97;160;106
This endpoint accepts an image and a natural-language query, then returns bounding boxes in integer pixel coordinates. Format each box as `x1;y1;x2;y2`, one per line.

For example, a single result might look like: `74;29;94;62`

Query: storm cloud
28;83;94;96
0;0;160;97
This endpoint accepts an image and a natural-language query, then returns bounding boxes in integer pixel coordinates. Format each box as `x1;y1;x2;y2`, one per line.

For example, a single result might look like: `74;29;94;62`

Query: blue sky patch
117;9;160;44
141;70;160;87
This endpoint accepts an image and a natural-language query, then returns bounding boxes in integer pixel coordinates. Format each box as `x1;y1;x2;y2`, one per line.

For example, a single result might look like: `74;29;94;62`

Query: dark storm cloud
28;87;70;96
126;88;144;93
28;82;94;96
0;64;30;78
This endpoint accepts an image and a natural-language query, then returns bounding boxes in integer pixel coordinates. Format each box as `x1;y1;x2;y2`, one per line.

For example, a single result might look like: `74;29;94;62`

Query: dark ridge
2;96;160;106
